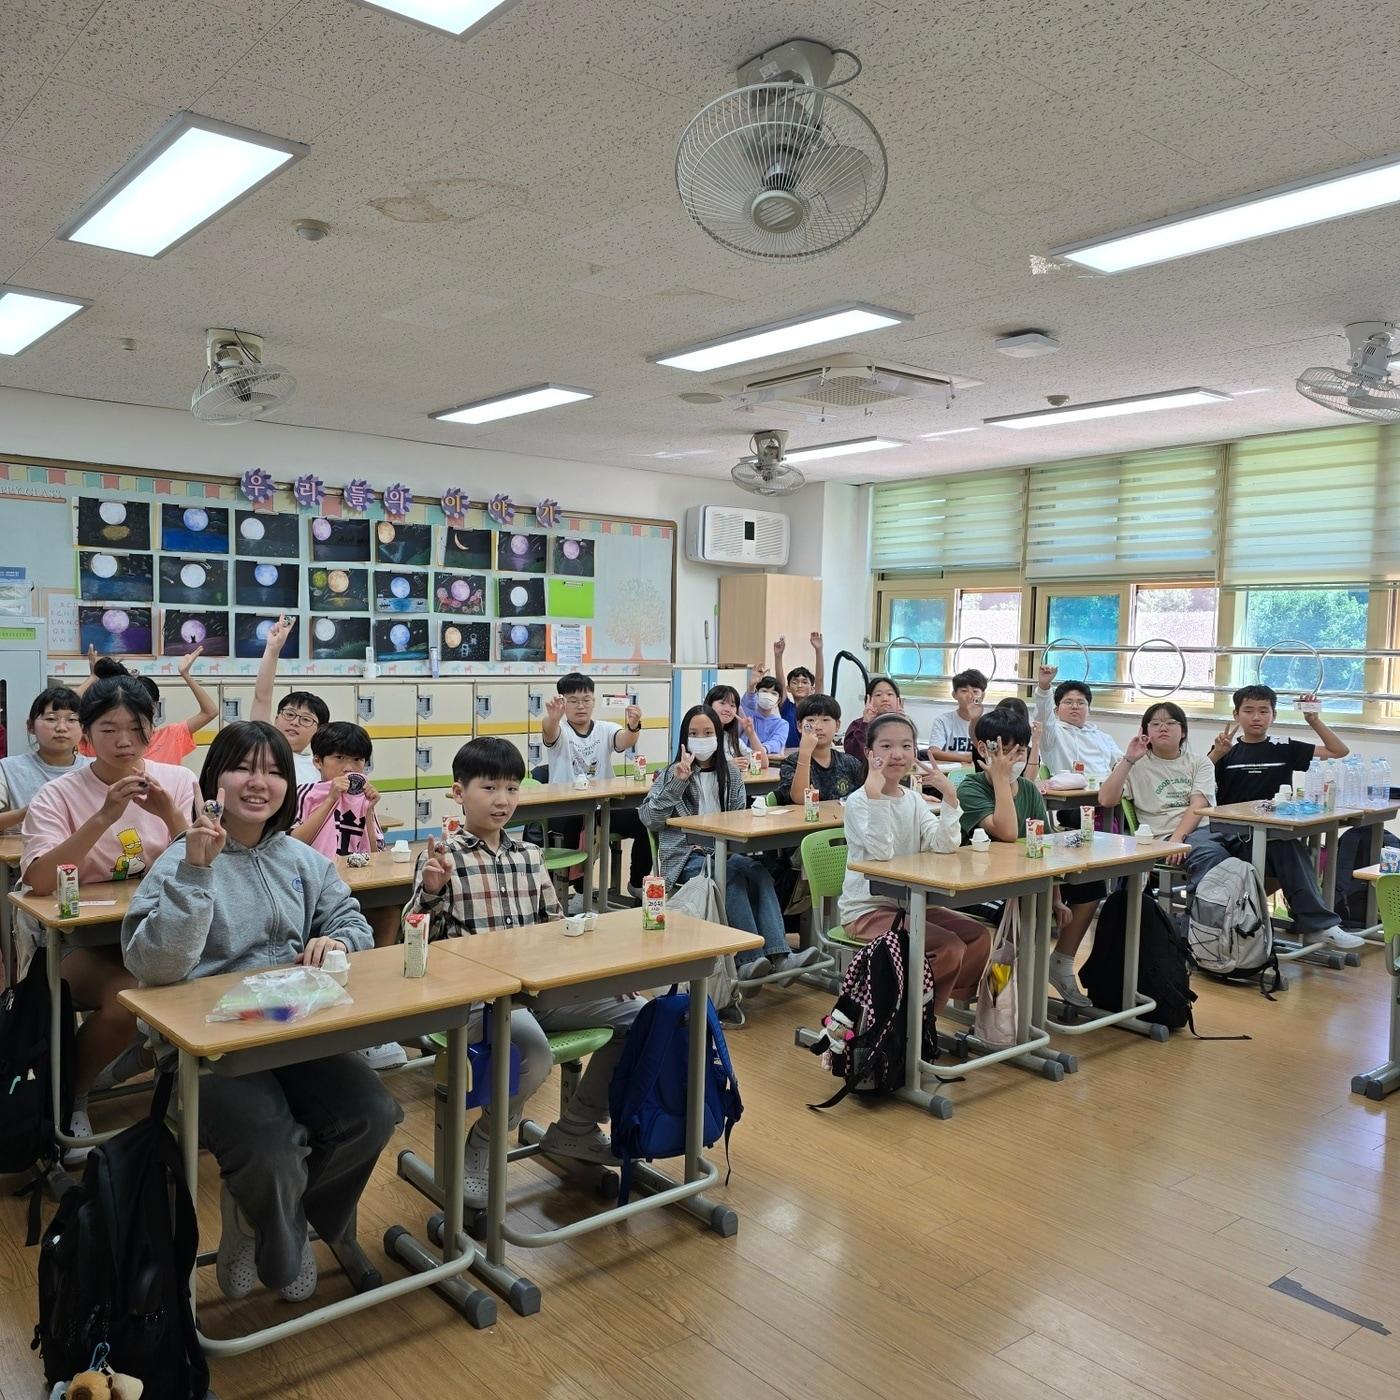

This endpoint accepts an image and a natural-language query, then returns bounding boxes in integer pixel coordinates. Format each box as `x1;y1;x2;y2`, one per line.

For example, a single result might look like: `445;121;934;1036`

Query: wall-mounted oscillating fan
732;429;806;495
190;328;297;424
676;39;887;261
1296;321;1400;423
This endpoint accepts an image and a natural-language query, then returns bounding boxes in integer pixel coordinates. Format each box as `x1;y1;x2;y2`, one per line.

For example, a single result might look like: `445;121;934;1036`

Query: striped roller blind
870;470;1025;573
1024;445;1224;580
1224;425;1400;583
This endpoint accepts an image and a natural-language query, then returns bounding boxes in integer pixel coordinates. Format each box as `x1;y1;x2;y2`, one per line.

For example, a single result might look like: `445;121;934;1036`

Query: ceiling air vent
715;354;981;416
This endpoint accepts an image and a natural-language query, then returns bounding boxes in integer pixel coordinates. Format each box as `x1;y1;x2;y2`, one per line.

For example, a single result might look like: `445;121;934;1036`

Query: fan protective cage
732;459;807;496
1296;365;1400;424
677;82;888;261
191;363;298;424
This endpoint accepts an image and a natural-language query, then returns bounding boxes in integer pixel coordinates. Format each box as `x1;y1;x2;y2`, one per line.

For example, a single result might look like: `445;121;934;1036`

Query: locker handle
357;696;375;721
417;694;434;719
416;746;432;770
416;798;431;821
527;694;542;717
475;696;492;718
222;698;242;722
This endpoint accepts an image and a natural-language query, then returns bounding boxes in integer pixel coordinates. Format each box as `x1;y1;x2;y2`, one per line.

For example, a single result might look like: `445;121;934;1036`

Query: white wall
0;385;834;666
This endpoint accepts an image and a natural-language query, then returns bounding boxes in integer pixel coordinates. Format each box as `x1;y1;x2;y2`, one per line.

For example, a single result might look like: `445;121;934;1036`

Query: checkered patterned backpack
807;911;937;1108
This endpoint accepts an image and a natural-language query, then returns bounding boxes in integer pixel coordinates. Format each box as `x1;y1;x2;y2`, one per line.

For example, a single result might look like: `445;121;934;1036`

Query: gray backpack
1187;857;1282;996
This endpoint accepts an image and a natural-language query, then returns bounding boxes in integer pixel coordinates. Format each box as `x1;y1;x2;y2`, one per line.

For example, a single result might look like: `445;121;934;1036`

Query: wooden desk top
743;769;782;787
1041;782;1101;802
515;777;640;808
379;815;406;831
0;835;22;866
666;800;845;839
338;845;423;892
119;944;518;1059
1203;801;1361;829
437;908;762;992
851;832;1188;894
11;881;135;928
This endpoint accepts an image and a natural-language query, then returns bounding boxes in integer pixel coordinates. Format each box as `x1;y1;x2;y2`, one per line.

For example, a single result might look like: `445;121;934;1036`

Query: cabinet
717;573;821;670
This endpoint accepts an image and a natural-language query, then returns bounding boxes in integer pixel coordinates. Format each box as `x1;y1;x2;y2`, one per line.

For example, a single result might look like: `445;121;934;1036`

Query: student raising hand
177;645;204;677
674;745;696;781
544;694;566;723
1124;731;1150;763
185;789;227;868
1039;663;1057;690
1208;720;1239;762
418;836;455;896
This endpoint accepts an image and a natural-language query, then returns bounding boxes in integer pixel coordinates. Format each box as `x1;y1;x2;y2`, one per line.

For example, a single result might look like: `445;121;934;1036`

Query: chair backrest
800;828;849;934
765;789;780;807
521;776;541;789
1375;876;1400;974
1120;793;1138;830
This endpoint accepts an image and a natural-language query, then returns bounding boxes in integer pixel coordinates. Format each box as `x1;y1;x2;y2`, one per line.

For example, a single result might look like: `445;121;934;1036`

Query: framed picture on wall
375;617;429;662
552;536;595;576
441;527;492;570
309;615;370;660
79;551;154;603
498;622;545;662
234;613;300;659
162;611;229;658
497;576;544;617
158;556;229;607
235;510;299;558
76;499;151;551
374;521;431;566
309;566;369;612
234;559;298;610
496;531;547;573
79;605;153;656
161;504;229;554
309;516;370;562
432;572;486;615
373;569;429;613
440;621;489;661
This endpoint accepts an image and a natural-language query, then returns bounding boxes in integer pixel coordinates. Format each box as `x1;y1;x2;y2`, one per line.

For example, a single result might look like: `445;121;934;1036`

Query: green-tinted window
1045;594;1119;686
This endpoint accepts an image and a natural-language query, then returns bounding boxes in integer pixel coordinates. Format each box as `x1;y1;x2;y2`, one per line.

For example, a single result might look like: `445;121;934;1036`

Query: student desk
1201;801;1360;967
513;778;643;913
1039;782;1101;813
1338;803;1400;945
335;844;422;912
1;832;22;988
11;880;138;1153
408;909;761;1317
120;944;517;1354
1348;869;1400;1099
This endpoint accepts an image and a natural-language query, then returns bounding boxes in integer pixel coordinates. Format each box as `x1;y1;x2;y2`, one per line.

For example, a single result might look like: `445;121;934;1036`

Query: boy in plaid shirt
405;737;639;1206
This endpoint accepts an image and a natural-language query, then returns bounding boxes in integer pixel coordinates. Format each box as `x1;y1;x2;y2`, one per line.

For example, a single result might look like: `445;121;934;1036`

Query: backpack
1332;824;1399;926
665;858;740;1012
972;901;1019;1049
607;988;742;1206
1187;857;1282;995
33;1073;209;1400
807;913;939;1108
1080;887;1197;1030
0;953;74;1242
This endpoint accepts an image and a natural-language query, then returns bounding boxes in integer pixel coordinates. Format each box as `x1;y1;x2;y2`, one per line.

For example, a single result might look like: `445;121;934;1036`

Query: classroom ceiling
3;0;1400;486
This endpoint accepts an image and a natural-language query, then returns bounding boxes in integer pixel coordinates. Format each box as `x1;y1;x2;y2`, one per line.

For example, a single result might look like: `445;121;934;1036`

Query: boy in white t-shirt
927;668;986;765
541;672;649;894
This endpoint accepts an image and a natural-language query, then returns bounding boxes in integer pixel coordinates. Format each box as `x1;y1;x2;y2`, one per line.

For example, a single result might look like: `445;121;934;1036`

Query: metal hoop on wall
951;635;997;686
884;634;922;682
1256;639;1325;696
1041;636;1091;685
1128;637;1186;698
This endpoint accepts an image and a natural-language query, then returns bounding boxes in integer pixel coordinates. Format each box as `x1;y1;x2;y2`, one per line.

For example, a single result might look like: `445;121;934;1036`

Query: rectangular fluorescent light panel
61;114;307;258
785;436;905;464
1053;155;1400;272
652;304;910;373
431;384;595;425
0;286;89;355
986;388;1232;429
350;0;519;36
920;426;981;439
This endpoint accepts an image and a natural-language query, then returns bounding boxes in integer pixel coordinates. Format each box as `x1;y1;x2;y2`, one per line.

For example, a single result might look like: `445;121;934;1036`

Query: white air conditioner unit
685;506;790;567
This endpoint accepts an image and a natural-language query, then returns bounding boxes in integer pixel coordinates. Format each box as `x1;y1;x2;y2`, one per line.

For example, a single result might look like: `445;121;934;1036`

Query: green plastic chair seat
827;925;863;948
428;1026;612;1063
513;775;590;870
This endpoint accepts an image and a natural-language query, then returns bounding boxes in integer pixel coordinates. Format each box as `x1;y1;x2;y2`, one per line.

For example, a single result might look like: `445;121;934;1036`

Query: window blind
1223;425;1400;583
870;470;1025;573
1024;445;1223;580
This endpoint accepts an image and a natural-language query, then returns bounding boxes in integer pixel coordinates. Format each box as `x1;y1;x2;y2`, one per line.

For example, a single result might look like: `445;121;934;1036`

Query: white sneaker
279;1237;318;1302
217;1185;257;1301
358;1041;408;1071
464;1125;491;1209
539;1123;619;1165
1324;926;1367;950
64;1104;94;1166
1049;962;1093;1010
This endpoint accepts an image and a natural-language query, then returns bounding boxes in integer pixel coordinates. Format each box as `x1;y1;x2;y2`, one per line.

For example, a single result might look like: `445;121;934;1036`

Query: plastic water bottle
1305;758;1323;805
1374;757;1393;809
1344;755;1364;809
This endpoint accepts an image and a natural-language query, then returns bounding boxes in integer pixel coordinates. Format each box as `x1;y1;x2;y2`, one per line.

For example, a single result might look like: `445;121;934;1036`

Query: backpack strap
1185;1009;1252;1042
14;1172;46;1247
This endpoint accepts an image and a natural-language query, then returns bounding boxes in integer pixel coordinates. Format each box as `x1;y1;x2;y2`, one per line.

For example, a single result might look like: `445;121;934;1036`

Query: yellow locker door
473;680;528;735
416;680;475;739
414;682;474;837
354;682;417;832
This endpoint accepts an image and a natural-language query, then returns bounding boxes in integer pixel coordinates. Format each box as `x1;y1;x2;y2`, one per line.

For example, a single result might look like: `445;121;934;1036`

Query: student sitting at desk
927;668;987;766
122;721;400;1305
778;694;865;804
770;631;825;749
1194;684;1362;951
642;704;815;979
741;666;794;756
958;706;1102;1010
0;686;89;833
78;651;219;767
407;737;641;1207
705;683;768;770
841;675;903;762
1033;665;1123;779
22;674;197;1145
839;714;990;1018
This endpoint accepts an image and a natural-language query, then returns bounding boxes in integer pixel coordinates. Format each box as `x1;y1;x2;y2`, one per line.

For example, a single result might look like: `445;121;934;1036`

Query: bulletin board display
0;458;675;676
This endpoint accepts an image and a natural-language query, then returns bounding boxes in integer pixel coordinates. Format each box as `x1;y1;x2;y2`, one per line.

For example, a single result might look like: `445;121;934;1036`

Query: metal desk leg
1251;825;1267;881
1024;889;1076;1072
1;862;14;990
48;930;115;1154
581;810;595;913
1361;820;1386;946
713;836;729;923
597;797;613;913
1352;941;1400;1099
891;888;954;1117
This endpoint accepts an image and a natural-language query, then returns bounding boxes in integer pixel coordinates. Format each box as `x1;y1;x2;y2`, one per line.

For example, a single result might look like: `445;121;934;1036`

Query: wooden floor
3;952;1399;1400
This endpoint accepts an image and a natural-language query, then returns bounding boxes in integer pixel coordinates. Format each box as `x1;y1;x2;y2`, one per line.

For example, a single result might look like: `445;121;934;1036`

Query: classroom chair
1120;795;1190;919
799;828;863;991
420;1026;618;1238
516;776;589;901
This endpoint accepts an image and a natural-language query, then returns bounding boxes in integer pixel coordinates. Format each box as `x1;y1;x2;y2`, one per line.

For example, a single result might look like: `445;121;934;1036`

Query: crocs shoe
539;1123;620;1166
279;1237;318;1303
216;1185;257;1301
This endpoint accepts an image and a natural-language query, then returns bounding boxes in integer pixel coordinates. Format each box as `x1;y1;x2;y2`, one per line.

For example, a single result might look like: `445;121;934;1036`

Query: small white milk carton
402;912;429;978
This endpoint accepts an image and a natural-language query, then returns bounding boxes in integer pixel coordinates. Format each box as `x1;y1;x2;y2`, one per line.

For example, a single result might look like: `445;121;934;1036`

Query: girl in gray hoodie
122;722;400;1305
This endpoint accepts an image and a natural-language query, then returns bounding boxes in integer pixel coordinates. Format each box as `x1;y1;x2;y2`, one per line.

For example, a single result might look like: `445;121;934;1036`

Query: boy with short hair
778;694;866;804
958;706;1102;1009
928;667;987;764
768;631;825;749
742;672;791;755
251;615;328;784
541;671;649;895
1192;684;1361;950
1033;664;1123;776
407;737;641;1205
293;721;384;861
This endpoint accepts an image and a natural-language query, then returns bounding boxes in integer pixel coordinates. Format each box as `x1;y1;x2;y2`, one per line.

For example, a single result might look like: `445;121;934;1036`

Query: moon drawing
98;502;127;525
510;534;529;556
562;539;581;560
510;624;528;645
389;575;411;599
327;569;350;594
182;507;209;532
510;585;528;608
311;518;333;542
314;619;336;641
255;619;274;643
444;625;462;649
450;579;470;601
102;609;130;634
240;517;265;541
179;563;207;589
180;619;207;645
389;623;411;650
90;554;118;579
254;563;279;587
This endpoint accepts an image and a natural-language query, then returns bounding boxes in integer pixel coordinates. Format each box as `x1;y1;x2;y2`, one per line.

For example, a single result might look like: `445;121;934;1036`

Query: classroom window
1044;592;1121;687
1131;585;1218;705
956;589;1022;683
885;596;947;681
1241;586;1367;714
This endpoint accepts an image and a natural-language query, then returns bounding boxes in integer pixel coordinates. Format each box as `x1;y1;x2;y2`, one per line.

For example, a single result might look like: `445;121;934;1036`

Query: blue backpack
607;988;743;1205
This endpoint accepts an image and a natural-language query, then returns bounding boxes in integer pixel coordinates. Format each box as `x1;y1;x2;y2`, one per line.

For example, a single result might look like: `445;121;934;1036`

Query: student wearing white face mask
741;669;792;755
640;704;812;977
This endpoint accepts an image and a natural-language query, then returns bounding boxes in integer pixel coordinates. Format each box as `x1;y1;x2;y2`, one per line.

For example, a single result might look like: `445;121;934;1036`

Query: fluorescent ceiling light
920;426;982;439
1052;155;1400;272
0;286;90;355
431;383;595;425
651;304;910;373
986;388;1232;429
785;436;905;463
349;0;521;36
60;113;307;258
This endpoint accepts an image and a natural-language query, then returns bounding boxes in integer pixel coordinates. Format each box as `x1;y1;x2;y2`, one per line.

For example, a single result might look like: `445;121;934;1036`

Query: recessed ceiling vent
716;353;980;415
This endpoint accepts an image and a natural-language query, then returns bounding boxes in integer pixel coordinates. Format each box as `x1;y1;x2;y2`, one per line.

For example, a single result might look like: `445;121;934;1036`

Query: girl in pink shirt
22;674;197;1142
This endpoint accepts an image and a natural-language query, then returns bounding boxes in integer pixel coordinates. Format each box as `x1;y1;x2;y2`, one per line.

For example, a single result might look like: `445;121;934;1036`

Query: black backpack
1080;887;1197;1030
1;953;74;1240
33;1073;209;1400
807;914;939;1107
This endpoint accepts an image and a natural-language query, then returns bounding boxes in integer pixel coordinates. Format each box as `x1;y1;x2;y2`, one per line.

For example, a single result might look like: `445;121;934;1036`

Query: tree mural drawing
606;577;666;659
